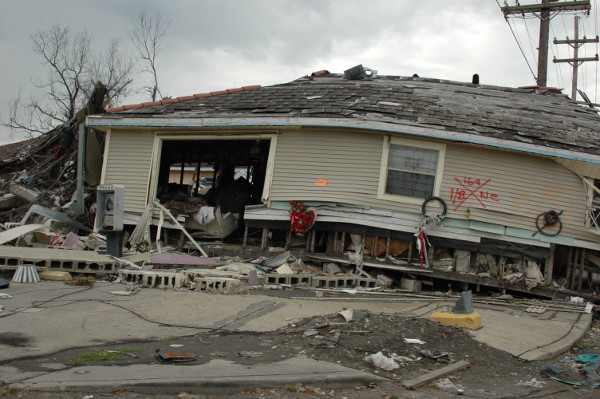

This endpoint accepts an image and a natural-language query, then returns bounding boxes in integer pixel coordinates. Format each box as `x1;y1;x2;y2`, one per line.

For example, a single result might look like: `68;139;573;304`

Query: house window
378;137;445;203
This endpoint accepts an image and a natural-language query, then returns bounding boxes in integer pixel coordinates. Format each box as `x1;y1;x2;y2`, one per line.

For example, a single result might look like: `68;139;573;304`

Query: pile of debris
114;250;388;294
0;123;79;224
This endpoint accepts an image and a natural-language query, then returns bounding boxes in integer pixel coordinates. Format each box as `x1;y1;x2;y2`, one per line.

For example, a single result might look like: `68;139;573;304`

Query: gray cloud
1;0;598;144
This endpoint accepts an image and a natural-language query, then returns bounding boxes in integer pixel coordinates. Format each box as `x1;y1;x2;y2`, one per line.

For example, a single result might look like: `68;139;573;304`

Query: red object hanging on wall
289;201;315;237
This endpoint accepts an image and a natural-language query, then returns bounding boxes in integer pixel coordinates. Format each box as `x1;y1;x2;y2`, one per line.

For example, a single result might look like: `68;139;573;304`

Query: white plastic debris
404;338;425;344
434;378;465;393
364;351;400;371
517;378;546;388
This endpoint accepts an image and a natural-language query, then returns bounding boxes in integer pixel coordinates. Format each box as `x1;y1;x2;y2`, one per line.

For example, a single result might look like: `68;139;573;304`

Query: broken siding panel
441;144;595;241
103;129;155;213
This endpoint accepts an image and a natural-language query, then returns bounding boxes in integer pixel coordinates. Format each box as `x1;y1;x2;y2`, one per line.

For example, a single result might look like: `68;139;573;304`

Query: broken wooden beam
401;360;470;389
153;200;208;257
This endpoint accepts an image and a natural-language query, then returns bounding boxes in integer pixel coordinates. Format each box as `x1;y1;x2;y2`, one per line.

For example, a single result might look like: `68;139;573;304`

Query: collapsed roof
96;71;600;159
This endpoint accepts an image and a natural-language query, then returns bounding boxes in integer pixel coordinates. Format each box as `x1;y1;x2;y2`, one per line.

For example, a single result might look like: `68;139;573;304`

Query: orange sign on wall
314;178;328;186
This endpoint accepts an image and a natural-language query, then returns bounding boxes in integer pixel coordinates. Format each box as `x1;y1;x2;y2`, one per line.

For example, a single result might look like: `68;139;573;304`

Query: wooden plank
401;360;470;389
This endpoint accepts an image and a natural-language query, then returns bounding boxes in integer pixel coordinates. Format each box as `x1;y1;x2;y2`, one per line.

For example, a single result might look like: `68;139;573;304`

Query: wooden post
310;230;316;252
261;228;269;250
544;244;555;285
570;247;579;291
176;231;185;251
243;226;249;247
372;236;378;259
385;236;391;260
577;249;586;291
340;232;346;255
285;230;292;250
407;239;413;266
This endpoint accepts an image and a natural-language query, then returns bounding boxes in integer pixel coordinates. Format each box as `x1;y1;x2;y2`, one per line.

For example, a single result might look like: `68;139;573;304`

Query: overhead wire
496;0;538;81
550;16;566;89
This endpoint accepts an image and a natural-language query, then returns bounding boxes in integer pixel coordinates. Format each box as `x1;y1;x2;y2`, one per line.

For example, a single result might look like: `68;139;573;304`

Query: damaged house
85;68;600;299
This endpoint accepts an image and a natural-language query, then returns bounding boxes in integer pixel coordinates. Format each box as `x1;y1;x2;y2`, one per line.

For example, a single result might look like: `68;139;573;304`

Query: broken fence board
401;360;470;389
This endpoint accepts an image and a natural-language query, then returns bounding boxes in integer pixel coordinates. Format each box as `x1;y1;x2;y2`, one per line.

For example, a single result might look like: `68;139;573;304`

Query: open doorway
155;138;272;240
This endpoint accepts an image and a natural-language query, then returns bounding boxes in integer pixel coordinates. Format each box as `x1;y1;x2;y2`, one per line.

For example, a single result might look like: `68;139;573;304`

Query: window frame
377;136;446;204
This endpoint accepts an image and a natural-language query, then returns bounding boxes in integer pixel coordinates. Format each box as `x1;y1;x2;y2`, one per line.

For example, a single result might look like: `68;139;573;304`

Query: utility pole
501;0;592;87
553;16;599;100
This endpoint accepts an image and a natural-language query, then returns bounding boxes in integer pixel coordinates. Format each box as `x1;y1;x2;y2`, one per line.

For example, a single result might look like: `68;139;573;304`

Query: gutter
86;116;600;165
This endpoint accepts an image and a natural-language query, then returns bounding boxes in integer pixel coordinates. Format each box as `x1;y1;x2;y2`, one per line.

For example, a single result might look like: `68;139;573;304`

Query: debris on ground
155;349;198;364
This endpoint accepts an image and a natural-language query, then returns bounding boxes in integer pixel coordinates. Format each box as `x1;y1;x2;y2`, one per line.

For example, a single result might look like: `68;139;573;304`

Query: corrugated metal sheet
12;265;40;283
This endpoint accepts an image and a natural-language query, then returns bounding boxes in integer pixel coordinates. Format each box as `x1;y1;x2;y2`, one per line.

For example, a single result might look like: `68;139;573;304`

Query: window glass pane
388;146;438;174
386;170;435;198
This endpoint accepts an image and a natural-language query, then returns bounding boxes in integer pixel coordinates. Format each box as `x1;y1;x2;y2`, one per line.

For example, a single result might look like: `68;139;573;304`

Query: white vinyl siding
102;129;155;213
269;127;596;243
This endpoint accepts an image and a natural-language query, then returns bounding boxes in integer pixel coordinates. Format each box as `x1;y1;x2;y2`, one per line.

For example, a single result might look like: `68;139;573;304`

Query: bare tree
86;38;135;108
129;11;169;102
3;23;134;138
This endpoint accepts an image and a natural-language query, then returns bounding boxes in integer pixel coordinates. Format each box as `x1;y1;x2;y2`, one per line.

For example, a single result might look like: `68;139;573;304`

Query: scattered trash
0;305;4;312
169;344;184;348
568;296;584;305
337;308;367;322
0;293;14;298
434;377;464;394
517;378;546;388
540;363;600;388
404;338;425;345
0;278;10;289
364;351;400;371
109;291;135;296
585;303;596;314
155;349;197;363
421;350;451;363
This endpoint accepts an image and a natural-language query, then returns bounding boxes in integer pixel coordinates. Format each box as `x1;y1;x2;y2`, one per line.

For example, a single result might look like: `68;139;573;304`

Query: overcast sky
1;0;598;144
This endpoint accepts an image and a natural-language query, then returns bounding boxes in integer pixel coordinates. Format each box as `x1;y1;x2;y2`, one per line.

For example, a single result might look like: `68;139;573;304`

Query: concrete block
431;311;482;330
193;277;241;293
289;275;312;286
400;278;422;292
118;270;183;289
356;277;379;289
9;183;40;203
0;246;117;274
265;274;292;285
312;276;356;288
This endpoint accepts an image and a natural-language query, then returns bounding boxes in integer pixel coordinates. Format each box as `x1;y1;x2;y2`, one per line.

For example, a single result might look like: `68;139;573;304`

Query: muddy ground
1;289;599;399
